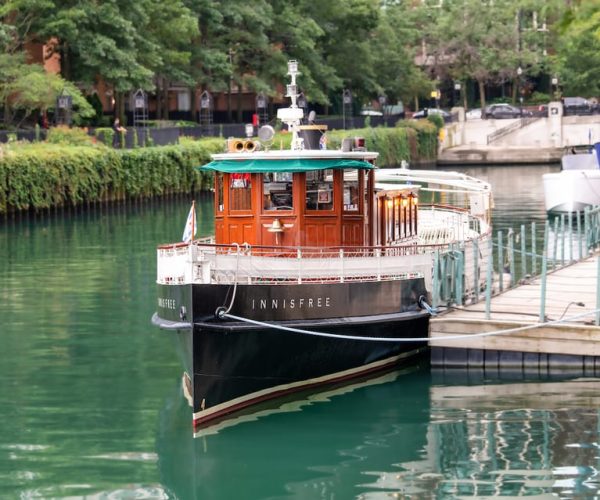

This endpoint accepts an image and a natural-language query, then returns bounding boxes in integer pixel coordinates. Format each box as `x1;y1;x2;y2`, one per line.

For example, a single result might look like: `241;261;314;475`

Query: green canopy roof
199;158;374;173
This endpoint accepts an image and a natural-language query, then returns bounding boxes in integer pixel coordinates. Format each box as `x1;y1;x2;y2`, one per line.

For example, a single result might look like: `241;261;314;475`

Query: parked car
562;97;594;115
411;108;452;123
483;103;532;119
466;108;482;120
360;108;383;116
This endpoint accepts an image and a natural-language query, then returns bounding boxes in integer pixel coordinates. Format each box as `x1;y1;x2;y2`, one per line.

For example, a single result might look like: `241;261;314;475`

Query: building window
263;172;293;211
306;169;334;211
177;90;191;111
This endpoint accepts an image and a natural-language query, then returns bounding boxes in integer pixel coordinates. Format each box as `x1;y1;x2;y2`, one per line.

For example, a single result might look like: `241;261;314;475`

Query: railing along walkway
486;116;541;145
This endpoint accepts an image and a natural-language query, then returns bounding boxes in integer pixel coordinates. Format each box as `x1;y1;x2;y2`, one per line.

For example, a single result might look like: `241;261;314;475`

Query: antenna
276;60;304;150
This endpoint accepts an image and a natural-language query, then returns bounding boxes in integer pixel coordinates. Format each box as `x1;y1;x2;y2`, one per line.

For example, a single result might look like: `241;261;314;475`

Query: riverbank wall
440;104;600;165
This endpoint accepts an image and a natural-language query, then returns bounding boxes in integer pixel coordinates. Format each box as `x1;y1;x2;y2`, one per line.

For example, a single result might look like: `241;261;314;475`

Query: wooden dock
430;253;600;370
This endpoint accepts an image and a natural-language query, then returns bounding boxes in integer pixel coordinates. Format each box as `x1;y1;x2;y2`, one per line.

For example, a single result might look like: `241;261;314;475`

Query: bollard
485;237;493;320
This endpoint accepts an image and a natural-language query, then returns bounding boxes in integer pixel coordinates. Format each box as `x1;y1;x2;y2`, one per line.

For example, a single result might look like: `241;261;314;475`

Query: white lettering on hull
158;297;177;309
251;297;331;310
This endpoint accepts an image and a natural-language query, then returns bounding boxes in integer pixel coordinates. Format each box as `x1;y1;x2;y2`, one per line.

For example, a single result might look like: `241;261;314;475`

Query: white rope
221;308;600;343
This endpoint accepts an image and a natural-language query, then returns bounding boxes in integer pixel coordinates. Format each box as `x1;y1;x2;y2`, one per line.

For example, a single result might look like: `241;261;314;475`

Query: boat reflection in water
156;366;600;498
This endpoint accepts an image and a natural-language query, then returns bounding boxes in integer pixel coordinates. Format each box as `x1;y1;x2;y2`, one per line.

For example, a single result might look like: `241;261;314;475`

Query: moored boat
152;61;493;431
543;143;600;213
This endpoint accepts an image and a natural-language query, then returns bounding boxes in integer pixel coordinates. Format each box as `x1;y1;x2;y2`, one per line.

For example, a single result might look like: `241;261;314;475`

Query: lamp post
517;66;523;117
551;76;559;100
378;95;386;124
453;81;461;107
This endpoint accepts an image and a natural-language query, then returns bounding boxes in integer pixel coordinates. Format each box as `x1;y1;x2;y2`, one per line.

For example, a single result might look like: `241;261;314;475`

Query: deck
430;252;600;371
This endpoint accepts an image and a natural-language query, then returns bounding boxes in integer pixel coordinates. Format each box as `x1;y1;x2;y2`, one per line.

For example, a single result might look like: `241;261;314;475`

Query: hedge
0;125;437;214
0;140;222;214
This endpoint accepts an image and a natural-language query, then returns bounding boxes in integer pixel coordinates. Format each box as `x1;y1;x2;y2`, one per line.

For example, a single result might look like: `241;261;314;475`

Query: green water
3;165;600;499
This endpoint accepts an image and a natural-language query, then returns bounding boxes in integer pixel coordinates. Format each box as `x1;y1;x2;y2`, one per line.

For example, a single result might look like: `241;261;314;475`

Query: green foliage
47;126;94;146
326;123;437;167
0;140;224;213
426;113;444;130
555;1;600;97
95;128;114;146
529;91;551;105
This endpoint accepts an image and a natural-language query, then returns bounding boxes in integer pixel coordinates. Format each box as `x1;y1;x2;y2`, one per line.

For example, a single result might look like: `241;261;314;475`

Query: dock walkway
430;253;600;370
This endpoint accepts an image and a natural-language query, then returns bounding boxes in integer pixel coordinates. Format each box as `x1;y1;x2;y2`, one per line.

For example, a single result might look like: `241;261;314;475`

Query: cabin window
216;172;224;212
306;169;334;211
343;169;359;212
394;198;401;239
263;172;294;211
229;173;252;211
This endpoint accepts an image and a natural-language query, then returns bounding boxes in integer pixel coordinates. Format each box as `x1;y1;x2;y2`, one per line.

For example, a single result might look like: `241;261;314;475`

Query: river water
3;164;600;499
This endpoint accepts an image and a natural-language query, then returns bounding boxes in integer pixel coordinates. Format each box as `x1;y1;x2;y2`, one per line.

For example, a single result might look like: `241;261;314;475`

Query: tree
555;0;600;97
370;3;432;110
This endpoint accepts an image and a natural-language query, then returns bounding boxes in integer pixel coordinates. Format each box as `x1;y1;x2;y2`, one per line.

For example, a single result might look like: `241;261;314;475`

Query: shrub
46;126;94;146
426;113;444;130
95;127;114;146
0;140;224;213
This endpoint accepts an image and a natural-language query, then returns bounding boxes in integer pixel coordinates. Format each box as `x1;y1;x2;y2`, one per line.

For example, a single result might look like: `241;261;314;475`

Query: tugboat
152;61;492;431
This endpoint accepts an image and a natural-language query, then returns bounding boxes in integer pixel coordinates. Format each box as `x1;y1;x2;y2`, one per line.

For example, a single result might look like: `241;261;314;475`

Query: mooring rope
219;308;600;343
215;243;241;318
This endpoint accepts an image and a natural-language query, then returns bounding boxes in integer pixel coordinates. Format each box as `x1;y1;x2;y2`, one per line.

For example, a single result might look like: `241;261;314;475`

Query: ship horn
244;140;256;152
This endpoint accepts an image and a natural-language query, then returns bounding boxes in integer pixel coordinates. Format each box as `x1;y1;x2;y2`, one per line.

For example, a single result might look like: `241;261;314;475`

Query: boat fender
418;295;436;316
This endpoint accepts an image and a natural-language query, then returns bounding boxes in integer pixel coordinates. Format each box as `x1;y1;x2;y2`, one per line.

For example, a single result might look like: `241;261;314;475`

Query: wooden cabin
209;161;419;248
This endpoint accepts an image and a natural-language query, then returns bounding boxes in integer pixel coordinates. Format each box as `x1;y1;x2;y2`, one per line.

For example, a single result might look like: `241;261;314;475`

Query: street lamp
453;81;461;106
517;66;523;117
551;76;559;99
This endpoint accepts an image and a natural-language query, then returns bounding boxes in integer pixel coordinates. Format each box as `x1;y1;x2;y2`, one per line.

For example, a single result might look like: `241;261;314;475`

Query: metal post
584;207;590;253
577;211;582;261
432;250;439;308
473;239;479;303
485;237;493;320
455;248;464;306
539;221;549;322
498;231;504;292
521;224;526;279
597;256;600;326
552;216;559;269
560;214;565;266
531;222;536;275
508;229;515;287
568;213;573;263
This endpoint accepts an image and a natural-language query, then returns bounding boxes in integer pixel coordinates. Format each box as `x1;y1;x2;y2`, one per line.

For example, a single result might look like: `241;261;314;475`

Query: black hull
153;278;430;429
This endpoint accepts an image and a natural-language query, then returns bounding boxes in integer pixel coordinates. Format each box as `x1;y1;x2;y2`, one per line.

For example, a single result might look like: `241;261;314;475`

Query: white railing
157;242;441;287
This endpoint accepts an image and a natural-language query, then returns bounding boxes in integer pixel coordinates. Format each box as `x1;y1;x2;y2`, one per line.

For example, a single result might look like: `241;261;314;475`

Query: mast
276;60;304;151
